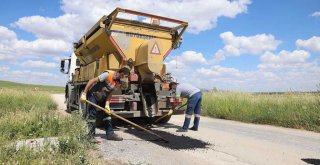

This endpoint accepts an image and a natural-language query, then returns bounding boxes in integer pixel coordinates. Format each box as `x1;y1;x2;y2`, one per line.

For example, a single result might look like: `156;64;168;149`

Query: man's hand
80;92;87;103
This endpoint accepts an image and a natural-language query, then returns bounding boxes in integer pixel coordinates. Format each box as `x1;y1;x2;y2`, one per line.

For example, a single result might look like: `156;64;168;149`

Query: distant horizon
0;80;64;88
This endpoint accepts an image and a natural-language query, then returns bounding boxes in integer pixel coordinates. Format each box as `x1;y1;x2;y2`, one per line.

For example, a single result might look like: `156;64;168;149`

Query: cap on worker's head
169;82;178;90
118;67;130;76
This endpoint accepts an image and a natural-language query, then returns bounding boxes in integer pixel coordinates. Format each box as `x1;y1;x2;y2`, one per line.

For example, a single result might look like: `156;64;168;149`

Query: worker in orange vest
80;67;130;141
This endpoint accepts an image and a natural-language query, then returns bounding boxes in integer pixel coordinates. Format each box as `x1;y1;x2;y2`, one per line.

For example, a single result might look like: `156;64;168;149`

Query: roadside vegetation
0;81;64;93
0;88;104;164
202;92;320;132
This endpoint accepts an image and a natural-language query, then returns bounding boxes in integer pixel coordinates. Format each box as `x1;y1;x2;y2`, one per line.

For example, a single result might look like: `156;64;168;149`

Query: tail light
168;97;175;102
167;97;183;102
110;97;125;103
130;73;138;81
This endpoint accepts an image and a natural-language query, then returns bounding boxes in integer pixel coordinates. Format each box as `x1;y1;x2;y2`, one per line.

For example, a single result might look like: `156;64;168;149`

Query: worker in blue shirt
169;82;202;132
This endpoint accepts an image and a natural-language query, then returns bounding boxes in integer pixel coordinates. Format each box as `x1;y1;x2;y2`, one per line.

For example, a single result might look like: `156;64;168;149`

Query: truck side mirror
60;59;70;74
60;60;65;73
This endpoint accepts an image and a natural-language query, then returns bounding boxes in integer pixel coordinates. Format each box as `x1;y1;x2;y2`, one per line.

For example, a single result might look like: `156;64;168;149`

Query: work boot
176;128;188;132
182;117;191;130
87;137;98;143
189;126;198;131
106;133;123;141
193;116;200;129
146;117;154;128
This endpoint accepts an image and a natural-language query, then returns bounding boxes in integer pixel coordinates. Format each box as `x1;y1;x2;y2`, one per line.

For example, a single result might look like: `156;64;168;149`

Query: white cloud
12;0;251;42
0;67;66;86
214;31;282;62
10;70;56;78
0;26;16;44
253;50;319;91
179;51;207;64
0;66;9;72
258;50;310;69
12;14;81;42
196;65;240;77
0;26;68;86
163;50;209;83
310;11;320;17
164;58;189;79
296;36;320;52
19;60;57;68
194;62;320;92
167;48;319;92
0;26;71;61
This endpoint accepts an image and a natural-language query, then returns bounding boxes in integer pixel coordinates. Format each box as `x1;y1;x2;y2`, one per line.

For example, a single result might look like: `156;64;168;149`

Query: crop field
202;92;320;132
0;81;64;94
0;88;104;164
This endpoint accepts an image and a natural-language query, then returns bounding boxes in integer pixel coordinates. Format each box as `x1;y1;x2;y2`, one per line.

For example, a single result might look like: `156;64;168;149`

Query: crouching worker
169;82;202;132
80;67;130;141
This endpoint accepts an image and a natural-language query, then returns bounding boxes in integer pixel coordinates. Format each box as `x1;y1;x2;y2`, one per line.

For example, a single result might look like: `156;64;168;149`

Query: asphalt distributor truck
60;8;188;126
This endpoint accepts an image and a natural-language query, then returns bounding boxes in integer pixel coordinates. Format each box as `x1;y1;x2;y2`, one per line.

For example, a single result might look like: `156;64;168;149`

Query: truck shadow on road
301;158;320;165
123;125;212;151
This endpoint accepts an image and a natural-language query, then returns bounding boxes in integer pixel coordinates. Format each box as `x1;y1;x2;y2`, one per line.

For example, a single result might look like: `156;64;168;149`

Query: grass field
202;92;320;132
0;88;104;164
0;81;64;93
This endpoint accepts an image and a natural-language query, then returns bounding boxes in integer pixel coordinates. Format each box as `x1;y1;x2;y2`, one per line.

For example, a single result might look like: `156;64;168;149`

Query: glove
105;101;110;110
80;92;87;103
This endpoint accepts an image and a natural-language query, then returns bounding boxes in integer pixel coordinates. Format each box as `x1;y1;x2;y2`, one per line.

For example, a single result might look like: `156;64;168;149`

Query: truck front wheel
66;97;76;113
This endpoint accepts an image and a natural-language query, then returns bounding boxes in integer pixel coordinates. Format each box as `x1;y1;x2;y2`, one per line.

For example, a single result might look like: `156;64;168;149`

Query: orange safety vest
105;70;116;86
89;70;117;102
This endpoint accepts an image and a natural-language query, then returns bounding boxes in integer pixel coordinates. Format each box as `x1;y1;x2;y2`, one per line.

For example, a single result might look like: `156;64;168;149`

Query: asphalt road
51;94;320;165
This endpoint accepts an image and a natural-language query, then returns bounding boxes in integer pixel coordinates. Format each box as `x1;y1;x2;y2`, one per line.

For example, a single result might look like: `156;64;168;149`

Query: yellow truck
60;8;188;124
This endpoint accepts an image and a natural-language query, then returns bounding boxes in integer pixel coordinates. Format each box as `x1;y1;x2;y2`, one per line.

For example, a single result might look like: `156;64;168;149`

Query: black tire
66;98;73;113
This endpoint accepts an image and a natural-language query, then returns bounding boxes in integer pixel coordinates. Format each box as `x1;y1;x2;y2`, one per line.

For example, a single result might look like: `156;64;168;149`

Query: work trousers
182;92;202;130
86;93;113;136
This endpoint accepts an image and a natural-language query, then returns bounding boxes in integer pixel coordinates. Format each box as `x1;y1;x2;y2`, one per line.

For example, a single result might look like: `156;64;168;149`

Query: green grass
0;81;64;93
202;92;320;132
0;88;105;164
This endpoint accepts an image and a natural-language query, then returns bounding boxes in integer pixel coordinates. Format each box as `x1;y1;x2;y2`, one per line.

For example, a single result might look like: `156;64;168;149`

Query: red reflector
110;97;125;103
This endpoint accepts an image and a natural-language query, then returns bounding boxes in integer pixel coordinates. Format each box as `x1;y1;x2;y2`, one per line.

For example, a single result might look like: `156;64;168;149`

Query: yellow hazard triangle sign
150;42;160;54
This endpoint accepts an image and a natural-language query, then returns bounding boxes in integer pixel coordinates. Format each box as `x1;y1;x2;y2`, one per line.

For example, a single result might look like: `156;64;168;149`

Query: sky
0;0;319;92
